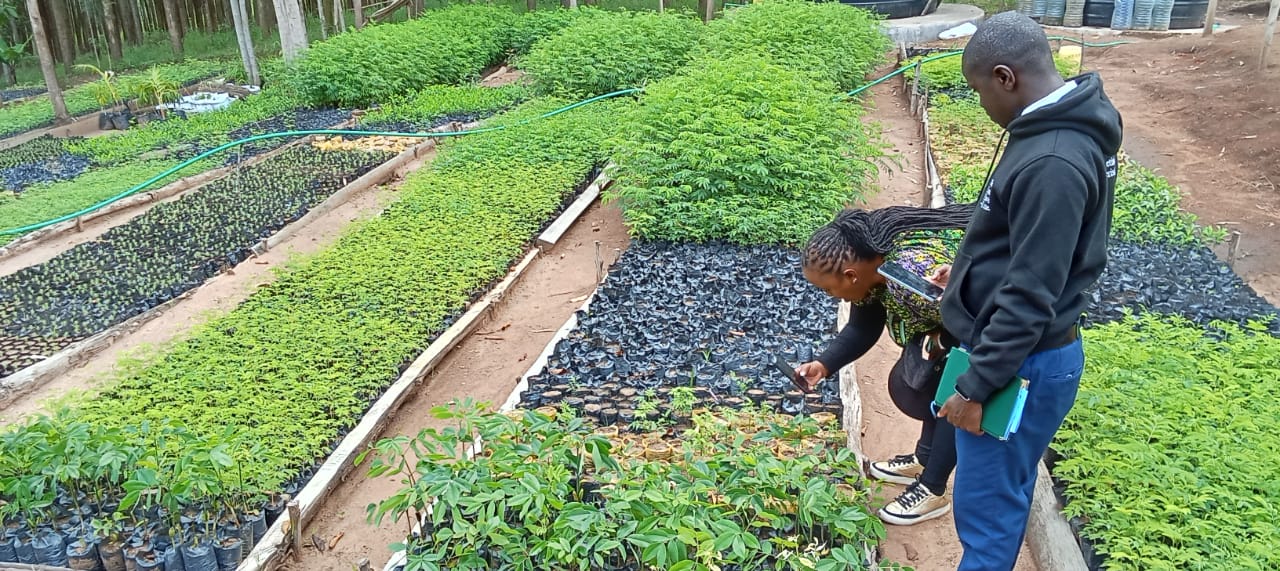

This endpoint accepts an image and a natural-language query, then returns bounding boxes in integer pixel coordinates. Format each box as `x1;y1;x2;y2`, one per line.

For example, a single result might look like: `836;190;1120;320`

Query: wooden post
703;0;714;21
1202;0;1218;35
1262;0;1280;69
1227;230;1242;268
287;500;301;560
353;0;363;28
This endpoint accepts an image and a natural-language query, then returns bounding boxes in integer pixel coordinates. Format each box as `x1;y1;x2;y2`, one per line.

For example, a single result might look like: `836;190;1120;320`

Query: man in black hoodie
934;12;1123;571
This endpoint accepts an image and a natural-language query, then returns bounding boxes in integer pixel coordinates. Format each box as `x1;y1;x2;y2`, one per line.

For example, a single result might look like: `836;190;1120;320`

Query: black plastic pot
181;542;219;571
617;409;636;426
15;532;37;564
134;550;162;570
213;537;243;571
237;520;254;557
66;537;102;571
164;545;186;571
0;533;17;562
111;110;132;131
99;540;128;571
33;528;69;566
599;408;619;426
245;512;267;545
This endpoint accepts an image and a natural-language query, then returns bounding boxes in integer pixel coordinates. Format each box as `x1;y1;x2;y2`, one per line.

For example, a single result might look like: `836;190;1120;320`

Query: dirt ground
283;203;631;571
859;80;1041;571
1080;18;1280;304
0;149;434;426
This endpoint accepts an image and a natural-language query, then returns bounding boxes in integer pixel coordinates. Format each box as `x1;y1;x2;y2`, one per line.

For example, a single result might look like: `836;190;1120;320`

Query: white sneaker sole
867;464;921;486
877;502;952;526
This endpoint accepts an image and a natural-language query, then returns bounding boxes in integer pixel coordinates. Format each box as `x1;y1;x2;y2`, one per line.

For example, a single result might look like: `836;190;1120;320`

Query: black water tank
1082;0;1207;28
1169;0;1209;29
1083;0;1115;26
838;0;931;19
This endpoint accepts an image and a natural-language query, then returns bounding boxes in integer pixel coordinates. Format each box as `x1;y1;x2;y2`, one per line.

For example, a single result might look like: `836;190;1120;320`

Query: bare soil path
857;77;1040;571
282;203;631;571
1082;21;1280;304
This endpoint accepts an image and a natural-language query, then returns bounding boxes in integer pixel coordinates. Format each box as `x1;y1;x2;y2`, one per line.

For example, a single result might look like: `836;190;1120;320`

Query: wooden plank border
536;171;611;249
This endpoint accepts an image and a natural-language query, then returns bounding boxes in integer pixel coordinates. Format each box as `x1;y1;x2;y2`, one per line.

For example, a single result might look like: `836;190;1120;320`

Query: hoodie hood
1006;72;1123;156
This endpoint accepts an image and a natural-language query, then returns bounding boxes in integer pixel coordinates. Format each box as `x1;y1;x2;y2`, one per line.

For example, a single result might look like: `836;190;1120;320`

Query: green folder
932;347;1029;441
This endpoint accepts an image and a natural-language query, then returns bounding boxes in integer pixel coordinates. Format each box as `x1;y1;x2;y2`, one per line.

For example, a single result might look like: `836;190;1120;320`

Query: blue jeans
953;338;1085;571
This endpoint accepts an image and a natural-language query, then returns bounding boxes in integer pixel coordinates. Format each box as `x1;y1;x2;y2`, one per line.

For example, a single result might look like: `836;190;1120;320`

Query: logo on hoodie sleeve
979;180;994;212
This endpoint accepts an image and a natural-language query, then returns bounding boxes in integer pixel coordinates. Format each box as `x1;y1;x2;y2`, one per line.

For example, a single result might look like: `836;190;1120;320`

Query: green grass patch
516;9;703;97
1055;315;1280;571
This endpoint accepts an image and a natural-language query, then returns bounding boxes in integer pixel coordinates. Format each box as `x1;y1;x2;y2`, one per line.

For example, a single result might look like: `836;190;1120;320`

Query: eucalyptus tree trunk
103;0;123;62
26;0;69;122
49;0;75;73
271;0;306;64
162;0;182;57
229;0;258;84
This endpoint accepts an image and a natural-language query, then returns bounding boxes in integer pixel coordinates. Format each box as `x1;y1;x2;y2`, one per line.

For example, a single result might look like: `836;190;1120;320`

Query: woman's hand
794;361;829;390
929;265;952;289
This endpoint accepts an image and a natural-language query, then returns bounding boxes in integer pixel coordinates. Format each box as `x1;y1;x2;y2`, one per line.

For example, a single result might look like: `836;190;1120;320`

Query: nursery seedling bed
0;148;391;386
0;124;469;415
0;136;91;192
0;116;361;266
240;171;614;571
0;87;46;104
380;406;883;571
289;203;631;571
512;241;844;428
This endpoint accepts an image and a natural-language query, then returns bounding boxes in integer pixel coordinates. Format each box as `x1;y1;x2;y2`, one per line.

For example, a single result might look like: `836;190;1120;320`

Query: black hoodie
941;72;1123;402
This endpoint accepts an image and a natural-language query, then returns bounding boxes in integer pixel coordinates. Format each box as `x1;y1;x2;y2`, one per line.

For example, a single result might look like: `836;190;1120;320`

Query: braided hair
803;203;976;274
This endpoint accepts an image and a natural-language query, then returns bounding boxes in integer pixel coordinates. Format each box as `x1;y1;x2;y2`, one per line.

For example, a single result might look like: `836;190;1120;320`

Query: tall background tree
24;0;67;121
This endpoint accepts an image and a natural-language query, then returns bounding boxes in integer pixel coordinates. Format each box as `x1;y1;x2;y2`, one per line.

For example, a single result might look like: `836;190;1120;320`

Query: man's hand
937;393;984;435
794;361;829;391
929;265;952;289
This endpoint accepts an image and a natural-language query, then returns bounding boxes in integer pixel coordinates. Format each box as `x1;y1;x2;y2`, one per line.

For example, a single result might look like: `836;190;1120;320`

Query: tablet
877;262;944;303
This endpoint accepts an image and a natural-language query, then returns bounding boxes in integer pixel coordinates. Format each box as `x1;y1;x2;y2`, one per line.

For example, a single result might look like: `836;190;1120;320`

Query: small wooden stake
594;240;603;283
287;500;301;560
1227;230;1243;268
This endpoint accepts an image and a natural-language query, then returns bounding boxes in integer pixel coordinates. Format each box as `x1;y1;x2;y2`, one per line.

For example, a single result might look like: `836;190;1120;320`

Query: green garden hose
0;87;643;236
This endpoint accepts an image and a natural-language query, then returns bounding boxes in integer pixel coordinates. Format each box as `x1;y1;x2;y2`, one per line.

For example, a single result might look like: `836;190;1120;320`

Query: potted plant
76;64;126;131
129;67;180;126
